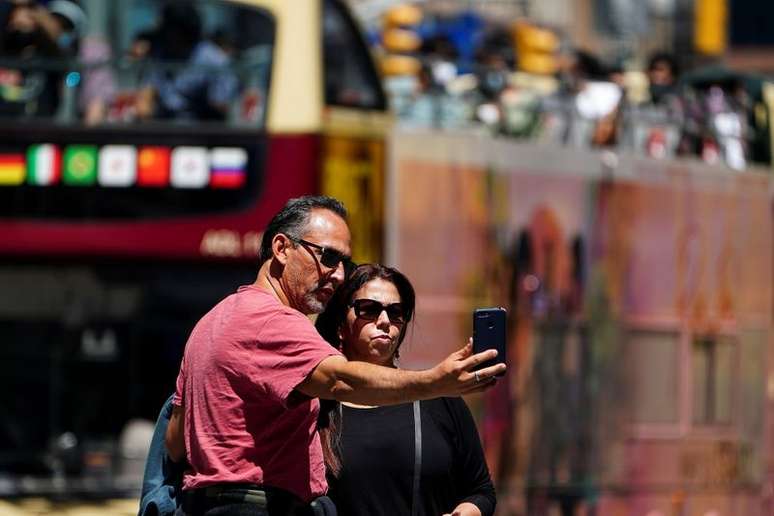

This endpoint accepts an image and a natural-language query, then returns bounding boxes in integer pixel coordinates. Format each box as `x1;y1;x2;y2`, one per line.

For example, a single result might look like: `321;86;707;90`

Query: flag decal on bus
63;146;98;186
138;147;171;187
172;147;209;189
27;144;61;186
3;144;250;189
210;147;247;189
0;153;26;185
99;145;137;187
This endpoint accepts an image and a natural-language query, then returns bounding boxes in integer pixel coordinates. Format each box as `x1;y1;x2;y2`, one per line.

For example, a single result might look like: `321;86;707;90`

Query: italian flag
27;144;62;185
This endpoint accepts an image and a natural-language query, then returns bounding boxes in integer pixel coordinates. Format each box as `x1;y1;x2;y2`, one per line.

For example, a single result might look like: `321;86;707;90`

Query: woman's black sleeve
444;397;497;516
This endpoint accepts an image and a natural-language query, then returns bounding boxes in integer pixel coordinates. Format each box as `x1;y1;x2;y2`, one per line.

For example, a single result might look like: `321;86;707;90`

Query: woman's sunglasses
350;299;406;324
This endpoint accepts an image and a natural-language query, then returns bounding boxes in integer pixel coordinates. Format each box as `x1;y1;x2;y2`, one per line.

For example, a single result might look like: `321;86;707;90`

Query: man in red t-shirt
167;196;504;516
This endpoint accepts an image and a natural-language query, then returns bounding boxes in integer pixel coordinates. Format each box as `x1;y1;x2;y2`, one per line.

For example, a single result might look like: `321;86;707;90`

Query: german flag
0;154;25;185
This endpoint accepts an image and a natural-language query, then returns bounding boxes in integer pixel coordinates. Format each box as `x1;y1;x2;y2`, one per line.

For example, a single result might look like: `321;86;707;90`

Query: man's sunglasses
350;299;406;324
288;236;354;272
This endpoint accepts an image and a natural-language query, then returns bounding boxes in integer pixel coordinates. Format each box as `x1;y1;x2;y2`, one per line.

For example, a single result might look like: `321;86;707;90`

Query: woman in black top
316;264;496;516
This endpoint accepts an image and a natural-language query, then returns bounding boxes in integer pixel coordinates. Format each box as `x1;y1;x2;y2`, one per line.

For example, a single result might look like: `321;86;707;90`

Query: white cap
48;0;87;36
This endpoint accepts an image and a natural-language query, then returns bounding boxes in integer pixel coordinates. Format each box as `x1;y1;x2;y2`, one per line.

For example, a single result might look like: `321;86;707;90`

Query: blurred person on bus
136;1;239;121
315;263;496;516
43;0;122;126
45;0;86;56
646;51;680;106
472;34;515;132
128;29;155;62
5;0;130;126
624;51;684;160
0;0;71;116
548;49;622;147
92;29;158;124
165;196;505;516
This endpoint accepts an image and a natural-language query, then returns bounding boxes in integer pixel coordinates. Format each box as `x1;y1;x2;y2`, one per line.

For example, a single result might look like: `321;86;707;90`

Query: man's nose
329;260;346;286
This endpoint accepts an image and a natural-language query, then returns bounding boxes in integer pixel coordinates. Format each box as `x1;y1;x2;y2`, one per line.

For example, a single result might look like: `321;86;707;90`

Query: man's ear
272;233;292;265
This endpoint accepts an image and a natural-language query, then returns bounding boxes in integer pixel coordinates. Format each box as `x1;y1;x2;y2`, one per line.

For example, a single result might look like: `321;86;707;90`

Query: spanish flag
0;154;25;185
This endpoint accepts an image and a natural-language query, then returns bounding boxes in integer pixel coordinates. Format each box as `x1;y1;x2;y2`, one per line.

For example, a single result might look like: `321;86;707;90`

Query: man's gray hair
258;196;347;264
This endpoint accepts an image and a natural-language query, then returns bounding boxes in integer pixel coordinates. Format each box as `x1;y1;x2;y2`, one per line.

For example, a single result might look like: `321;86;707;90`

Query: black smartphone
472;307;507;374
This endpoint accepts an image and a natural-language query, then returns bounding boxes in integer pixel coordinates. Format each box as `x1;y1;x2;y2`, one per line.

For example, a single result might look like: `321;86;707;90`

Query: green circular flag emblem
64;146;97;185
71;152;94;178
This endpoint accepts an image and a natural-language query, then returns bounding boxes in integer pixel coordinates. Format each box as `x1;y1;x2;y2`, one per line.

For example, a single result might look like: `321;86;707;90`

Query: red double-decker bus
0;0;388;495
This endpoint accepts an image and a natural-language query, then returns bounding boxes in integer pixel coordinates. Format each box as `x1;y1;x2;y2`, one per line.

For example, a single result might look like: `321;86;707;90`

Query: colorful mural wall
389;131;774;516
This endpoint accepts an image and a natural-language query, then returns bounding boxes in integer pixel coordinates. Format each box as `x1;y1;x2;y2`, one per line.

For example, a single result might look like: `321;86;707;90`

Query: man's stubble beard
302;291;326;314
301;282;332;314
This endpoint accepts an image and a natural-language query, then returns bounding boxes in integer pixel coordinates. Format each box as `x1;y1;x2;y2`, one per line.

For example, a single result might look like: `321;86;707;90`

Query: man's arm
296;341;505;405
164;403;186;463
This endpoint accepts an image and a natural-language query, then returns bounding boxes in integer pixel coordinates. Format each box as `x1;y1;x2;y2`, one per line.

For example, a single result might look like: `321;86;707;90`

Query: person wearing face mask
316;264;497;516
0;0;65;116
43;0;86;56
42;0;119;125
646;52;679;106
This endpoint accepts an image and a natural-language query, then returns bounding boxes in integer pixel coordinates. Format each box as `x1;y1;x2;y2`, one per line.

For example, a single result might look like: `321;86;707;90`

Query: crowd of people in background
387;12;770;171
0;1;769;170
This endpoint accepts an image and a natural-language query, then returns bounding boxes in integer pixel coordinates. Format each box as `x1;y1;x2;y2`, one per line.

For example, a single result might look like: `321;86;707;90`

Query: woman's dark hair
315;263;416;477
258;195;347;264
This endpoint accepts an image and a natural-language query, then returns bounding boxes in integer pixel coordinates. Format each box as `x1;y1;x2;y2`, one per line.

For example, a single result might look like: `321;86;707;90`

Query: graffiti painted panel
390;130;773;516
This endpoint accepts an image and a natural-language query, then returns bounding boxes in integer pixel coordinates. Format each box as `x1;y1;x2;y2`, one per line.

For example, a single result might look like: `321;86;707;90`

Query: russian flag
209;147;247;189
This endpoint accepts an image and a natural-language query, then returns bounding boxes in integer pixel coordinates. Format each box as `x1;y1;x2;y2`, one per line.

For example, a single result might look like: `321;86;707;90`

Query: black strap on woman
411;400;422;516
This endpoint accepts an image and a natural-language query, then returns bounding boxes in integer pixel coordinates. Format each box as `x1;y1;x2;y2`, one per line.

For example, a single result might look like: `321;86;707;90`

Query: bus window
0;0;274;126
322;0;386;110
114;0;274;125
